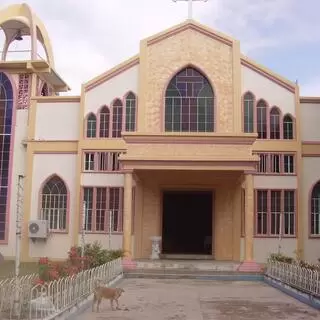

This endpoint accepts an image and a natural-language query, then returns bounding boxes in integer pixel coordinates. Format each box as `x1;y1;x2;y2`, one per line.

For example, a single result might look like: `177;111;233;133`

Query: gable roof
84;19;297;94
84;55;139;92
144;19;235;46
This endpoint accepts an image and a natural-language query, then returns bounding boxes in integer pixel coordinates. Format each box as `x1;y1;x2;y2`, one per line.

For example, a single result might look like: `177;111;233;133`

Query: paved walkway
78;278;320;319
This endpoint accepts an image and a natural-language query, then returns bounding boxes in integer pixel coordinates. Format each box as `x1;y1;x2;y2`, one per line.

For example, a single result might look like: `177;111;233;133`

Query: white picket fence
266;260;320;297
0;273;38;319
0;258;123;319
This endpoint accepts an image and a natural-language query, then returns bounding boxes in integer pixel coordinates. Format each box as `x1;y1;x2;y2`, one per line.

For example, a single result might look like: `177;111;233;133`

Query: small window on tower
41;83;49;96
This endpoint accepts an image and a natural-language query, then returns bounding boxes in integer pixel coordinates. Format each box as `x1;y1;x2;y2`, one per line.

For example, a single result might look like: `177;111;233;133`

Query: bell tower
0;2;69;101
0;3;69;245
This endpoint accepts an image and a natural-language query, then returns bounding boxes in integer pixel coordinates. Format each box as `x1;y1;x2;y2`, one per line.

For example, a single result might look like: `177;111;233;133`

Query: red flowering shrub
36;241;124;283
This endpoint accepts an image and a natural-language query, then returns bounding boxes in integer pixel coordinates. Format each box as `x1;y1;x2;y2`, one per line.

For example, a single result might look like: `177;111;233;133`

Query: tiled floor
78;278;320;319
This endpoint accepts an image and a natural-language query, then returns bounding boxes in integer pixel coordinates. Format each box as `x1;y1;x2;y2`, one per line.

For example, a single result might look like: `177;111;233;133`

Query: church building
0;3;320;265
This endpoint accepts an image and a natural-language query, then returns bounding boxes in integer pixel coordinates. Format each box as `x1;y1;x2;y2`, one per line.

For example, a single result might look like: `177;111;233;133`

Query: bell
14;30;23;41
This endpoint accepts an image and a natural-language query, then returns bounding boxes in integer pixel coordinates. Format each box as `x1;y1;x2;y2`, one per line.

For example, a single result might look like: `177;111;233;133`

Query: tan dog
92;286;125;312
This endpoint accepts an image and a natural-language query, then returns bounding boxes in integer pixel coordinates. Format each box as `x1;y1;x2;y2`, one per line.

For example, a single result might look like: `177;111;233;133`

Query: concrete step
134;260;240;272
124;269;264;281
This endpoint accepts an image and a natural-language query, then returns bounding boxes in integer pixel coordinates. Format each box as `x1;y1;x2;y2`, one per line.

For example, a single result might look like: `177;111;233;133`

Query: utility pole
81;201;87;267
108;210;114;250
13;174;25;318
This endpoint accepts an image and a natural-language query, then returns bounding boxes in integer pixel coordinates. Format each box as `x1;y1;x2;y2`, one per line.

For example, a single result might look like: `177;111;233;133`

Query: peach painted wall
253;176;298;189
0;109;28;258
81;173;124;187
253;239;297;263
300;103;320;141
143;28;233;133
241;65;295;116
81;234;125;251
301;157;320;263
85;64;139;115
136;171;242;260
34;102;80;140
29;154;77;259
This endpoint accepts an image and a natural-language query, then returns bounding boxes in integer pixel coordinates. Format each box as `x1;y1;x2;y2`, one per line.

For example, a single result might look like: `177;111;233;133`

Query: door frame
160;187;215;256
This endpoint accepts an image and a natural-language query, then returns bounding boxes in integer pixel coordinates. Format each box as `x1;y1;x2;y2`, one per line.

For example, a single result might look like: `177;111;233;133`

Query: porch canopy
119;132;259;172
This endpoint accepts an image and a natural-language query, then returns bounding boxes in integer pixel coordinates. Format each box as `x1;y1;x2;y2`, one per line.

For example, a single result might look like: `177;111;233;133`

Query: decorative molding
241;56;296;93
147;20;233;47
300;96;320;104
17;73;31;109
84;55;139;92
122;132;258;145
32;96;80;103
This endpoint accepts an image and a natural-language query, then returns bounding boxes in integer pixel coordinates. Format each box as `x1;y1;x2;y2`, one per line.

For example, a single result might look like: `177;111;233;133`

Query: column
238;173;261;272
123;171;133;258
244;173;254;261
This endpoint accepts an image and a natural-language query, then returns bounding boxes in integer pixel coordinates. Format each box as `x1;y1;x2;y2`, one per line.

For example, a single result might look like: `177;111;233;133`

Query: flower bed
35;241;123;284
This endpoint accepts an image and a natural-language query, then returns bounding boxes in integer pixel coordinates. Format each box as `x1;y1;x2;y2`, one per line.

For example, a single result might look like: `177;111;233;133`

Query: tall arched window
164;67;214;132
0;73;14;241
283;114;294;139
311;181;320;236
112;99;123;138
243;92;254;133
99;106;110;137
86;113;97;138
41;83;49;96
270;107;281;139
40;175;68;231
125;92;136;132
257;100;267;139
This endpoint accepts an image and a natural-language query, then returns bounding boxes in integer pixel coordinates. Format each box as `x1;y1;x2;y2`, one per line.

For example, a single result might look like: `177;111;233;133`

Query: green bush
268;252;320;271
268;253;294;264
70;241;124;268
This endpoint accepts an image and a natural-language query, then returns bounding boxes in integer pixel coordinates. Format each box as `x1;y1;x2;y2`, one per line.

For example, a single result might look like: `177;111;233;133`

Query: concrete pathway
78;278;320;320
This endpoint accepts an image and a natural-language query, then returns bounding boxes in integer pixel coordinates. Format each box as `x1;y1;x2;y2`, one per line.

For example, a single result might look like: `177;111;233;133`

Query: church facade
0;3;320;264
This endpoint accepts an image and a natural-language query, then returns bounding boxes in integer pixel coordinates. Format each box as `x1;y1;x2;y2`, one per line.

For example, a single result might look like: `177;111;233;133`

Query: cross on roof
172;0;208;20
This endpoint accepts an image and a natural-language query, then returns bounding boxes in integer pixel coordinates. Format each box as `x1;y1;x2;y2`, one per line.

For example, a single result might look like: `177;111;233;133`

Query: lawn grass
0;261;38;279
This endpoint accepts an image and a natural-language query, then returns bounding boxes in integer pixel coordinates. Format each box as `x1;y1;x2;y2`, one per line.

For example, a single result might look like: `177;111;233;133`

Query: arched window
99;106;110;137
112;99;123;138
41;83;49;96
86;113;97;138
256;100;267;139
125;92;136;132
311;181;320;235
40;175;68;231
0;73;14;241
243;92;254;133
270;107;281;139
164;67;214;132
283;114;294;139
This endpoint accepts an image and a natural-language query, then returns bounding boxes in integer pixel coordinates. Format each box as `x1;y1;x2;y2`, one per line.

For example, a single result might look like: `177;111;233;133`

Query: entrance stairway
124;258;264;281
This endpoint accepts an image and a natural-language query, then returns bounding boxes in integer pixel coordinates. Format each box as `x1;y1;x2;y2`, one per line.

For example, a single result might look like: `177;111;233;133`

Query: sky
0;0;319;96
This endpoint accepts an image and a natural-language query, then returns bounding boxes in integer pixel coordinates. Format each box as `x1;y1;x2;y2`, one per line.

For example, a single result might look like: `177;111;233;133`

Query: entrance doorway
162;190;213;255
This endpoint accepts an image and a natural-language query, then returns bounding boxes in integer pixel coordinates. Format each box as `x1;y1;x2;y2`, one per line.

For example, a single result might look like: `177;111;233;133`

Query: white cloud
0;0;319;95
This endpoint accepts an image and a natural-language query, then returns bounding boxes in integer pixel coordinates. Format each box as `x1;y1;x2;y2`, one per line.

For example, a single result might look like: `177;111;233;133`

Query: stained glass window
125;92;136;132
243;92;254;133
99;106;110;137
164;67;214;132
283;115;294;139
270;107;280;139
112;99;123;137
257;100;267;139
0;73;13;241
